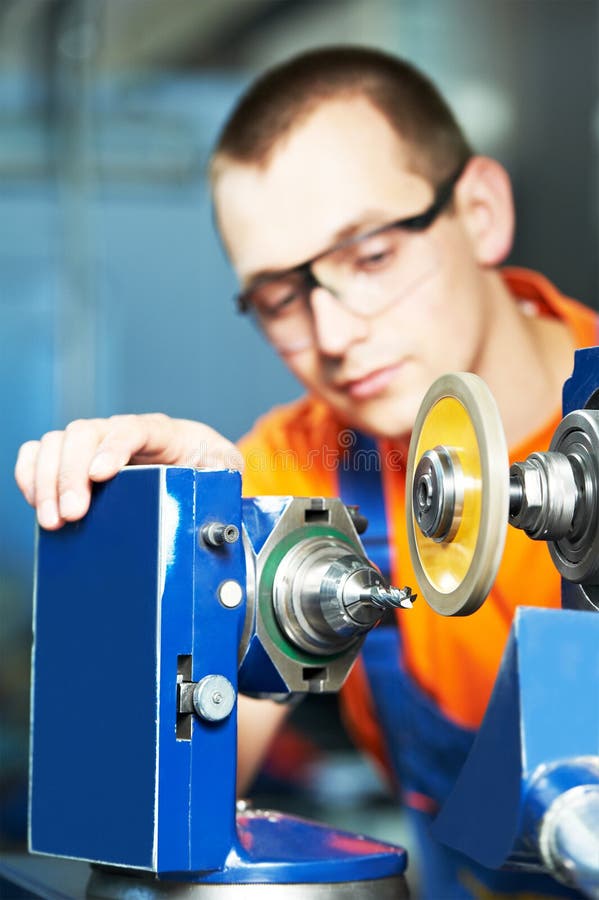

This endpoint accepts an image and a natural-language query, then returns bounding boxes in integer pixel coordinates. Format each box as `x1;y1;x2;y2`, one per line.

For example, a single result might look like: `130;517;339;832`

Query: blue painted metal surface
30;468;407;885
562;346;599;416
238;495;294;694
238;633;290;695
242;496;293;556
30;467;245;873
186;469;245;872
432;607;599;870
31;468;162;868
180;811;406;884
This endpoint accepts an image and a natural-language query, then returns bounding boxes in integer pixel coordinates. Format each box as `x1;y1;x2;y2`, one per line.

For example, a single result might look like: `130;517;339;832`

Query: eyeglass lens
249;228;440;354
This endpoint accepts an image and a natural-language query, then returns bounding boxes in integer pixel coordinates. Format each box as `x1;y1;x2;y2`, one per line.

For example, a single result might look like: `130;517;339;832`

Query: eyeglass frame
235;161;468;316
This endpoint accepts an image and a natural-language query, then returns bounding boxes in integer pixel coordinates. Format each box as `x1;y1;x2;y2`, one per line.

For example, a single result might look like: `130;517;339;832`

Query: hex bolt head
193;675;236;722
509;453;576;540
509;460;543;531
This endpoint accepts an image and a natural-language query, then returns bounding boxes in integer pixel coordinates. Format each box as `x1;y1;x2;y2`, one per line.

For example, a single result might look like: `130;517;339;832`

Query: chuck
272;535;415;656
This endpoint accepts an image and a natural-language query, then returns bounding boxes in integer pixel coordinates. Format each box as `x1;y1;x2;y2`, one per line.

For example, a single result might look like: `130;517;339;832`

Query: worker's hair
211;45;473;185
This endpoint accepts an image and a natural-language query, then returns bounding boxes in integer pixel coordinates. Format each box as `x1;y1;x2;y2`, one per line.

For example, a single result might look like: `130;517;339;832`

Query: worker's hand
14;414;244;530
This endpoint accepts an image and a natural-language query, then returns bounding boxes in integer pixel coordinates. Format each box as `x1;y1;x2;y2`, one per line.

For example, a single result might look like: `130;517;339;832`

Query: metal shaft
509;453;578;541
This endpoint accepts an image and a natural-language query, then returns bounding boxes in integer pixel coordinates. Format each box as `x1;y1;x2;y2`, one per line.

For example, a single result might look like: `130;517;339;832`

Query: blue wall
0;74;302;598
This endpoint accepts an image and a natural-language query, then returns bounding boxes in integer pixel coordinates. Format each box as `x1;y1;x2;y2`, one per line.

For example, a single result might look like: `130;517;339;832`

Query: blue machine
432;607;599;895
411;348;599;898
2;351;598;898
27;466;413;898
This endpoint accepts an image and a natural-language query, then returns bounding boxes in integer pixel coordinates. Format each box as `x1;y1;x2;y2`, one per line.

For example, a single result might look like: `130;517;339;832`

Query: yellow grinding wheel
406;373;509;616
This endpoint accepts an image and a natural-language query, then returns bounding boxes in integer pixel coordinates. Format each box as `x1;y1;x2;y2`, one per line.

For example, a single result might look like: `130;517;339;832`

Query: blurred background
0;0;597;888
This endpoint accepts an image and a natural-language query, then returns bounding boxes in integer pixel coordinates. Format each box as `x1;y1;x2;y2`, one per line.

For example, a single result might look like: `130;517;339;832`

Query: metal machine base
87;870;408;899
0;855;408;900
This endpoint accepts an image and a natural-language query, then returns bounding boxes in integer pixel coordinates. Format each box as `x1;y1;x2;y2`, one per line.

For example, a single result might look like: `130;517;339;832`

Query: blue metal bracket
28;467;407;888
432;607;599;874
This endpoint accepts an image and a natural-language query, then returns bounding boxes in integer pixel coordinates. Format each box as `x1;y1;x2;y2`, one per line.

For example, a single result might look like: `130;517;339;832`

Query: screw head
193;675;235;722
201;522;240;547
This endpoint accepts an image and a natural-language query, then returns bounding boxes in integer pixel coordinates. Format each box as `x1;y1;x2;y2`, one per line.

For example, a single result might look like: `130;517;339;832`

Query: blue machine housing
238;495;295;695
30;467;245;873
29;467;407;886
432;607;599;870
432;346;599;885
562;346;599;416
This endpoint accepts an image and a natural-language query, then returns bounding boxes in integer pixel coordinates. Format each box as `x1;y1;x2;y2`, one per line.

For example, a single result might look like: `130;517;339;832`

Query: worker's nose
310;287;369;357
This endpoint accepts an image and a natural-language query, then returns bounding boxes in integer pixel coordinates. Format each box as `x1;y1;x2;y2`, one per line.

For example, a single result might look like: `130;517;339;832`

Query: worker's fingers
14;440;41;506
87;413;179;480
180;422;245;472
56;419;105;521
88;414;245;475
34;431;66;530
16;414;244;530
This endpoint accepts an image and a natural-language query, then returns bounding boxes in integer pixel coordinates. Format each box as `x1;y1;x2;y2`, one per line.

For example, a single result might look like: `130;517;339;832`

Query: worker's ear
453;156;515;266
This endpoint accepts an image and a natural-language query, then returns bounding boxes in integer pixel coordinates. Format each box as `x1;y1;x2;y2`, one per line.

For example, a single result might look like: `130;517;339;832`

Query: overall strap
336;430;390;580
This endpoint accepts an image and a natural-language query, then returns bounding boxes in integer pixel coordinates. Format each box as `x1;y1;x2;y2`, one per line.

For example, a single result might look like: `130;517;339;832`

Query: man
15;48;595;897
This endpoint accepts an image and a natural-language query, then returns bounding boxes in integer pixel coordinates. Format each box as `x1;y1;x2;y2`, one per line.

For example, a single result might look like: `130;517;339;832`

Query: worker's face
214;96;488;440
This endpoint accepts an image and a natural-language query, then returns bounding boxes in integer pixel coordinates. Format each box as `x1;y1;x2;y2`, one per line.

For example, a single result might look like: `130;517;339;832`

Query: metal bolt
218;579;243;608
193;675;236;722
201;522;240;547
509;454;577;540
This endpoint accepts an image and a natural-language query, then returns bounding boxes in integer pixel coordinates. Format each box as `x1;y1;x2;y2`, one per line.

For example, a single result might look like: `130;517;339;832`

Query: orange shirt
238;268;597;772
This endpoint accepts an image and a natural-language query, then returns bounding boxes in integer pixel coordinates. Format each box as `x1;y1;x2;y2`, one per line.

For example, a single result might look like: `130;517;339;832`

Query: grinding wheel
406;373;509;616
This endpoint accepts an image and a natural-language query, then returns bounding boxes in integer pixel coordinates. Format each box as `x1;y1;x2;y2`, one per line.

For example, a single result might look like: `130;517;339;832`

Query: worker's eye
352;233;400;272
254;278;305;318
264;292;301;318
